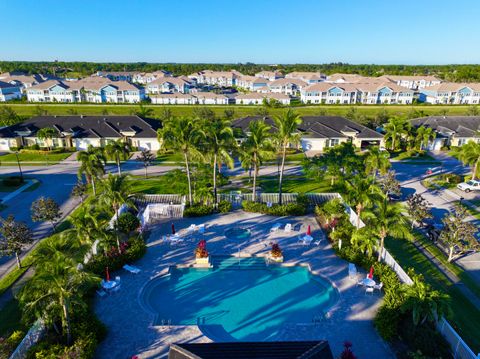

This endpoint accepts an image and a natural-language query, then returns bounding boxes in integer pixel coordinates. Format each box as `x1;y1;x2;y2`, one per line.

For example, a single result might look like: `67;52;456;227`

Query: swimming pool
142;257;338;341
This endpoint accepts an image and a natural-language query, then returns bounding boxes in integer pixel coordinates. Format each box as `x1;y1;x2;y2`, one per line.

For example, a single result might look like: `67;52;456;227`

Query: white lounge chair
270;223;281;232
365;287;374;295
284;223;292;232
186;224;196;233
348;263;357;279
123;264;141;274
374;282;383;292
198;224;205;234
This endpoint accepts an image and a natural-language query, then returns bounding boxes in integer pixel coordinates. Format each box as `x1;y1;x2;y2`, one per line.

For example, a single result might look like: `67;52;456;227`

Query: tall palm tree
19;248;98;344
105;140;131;175
61;206;106;247
364;146;390;178
365;197;410;262
344;175;383;229
351;227;378;257
158;117;203;205
384;116;410;150
451;140;480;180
202;118;235;206
273;109;302;205
239;120;273;201
414;125;436;150
36;127;57;151
77;145;106;196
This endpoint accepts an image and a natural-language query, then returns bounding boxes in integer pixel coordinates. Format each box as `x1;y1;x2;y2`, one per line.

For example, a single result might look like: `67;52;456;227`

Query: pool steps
210;255;267;270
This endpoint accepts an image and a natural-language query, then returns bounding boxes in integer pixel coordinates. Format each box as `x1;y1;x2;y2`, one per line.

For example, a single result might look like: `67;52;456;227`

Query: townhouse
150;93;197;105
378;75;441;90
195;70;242;87
26;78;145;103
285;72;326;84
234;92;291;105
419;83;480;104
0;115;161;152
96;71;139;82
236;76;270;92
146;77;192;94
411;116;480;150
326;73;368;83
269;78;308;96
0;81;23;101
195;92;229;105
356;82;414;104
233;115;384;152
0;72;46;92
300;83;360;104
254;70;284;81
133;70;171;84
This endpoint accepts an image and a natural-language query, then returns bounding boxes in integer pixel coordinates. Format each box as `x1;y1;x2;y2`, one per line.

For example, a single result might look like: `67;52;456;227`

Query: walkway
94;211;393;359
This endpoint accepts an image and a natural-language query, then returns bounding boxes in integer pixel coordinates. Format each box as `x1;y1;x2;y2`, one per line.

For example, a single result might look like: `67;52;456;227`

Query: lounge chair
284;223;292;232
115;276;121;283
186;224;196;233
270;223;281;232
356;280;364;287
374;282;383;292
365;287;374;295
198;224;205;234
123;264;141;274
348;263;357;279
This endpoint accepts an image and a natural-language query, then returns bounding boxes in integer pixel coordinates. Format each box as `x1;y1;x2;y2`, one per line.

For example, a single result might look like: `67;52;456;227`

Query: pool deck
94;210;395;359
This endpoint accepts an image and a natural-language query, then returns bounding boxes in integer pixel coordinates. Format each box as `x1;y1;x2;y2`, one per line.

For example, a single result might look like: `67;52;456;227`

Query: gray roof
411;116;480;138
233;115;383;140
0;116;160;139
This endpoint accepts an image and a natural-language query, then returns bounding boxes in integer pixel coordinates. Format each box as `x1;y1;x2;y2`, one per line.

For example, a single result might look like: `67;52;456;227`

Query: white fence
379;247;413;285
9;319;45;359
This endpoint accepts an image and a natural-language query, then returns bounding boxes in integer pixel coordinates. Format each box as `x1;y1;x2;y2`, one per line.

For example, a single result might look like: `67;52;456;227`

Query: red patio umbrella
171;223;175;235
106;266;110;282
307;225;311;236
368;266;374;279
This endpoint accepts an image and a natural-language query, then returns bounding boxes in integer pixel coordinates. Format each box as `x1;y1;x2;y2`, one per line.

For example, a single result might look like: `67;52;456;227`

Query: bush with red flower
340;341;357;359
195;239;209;258
271;243;283;258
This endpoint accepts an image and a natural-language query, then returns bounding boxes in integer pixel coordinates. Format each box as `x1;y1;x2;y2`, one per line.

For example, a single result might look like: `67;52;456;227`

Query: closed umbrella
368;265;374;279
171;223;175;235
307;225;311;236
106;267;110;282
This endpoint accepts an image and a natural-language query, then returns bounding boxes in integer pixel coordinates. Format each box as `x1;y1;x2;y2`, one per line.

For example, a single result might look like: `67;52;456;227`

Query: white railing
9;319;45;359
379;247;413;285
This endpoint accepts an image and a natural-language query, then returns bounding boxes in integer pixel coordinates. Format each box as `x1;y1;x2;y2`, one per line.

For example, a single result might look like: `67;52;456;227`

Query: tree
451;141;480;180
467;105;479;116
158;117;203;205
133;103;154;118
36;127;57;151
223;109;235;120
77;145;106;195
105;139;131;175
19;247;98;344
33;105;49;116
344;175;383;229
273;109;302;205
0;106;20;127
380;170;401;196
364;146;390;178
414;125;436;150
239;120;273;201
71;182;87;203
401;272;450;326
316;197;344;227
383;116;410;150
439;203;479;262
136;149;155;178
31;196;62;230
351;227;377;257
61;207;105;248
406;194;432;228
202;118;235;206
0;216;32;268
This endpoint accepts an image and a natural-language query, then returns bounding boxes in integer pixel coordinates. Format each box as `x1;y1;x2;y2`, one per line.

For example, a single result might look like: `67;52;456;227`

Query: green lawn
157;151;184;163
5;104;477;119
385;236;480;352
251;175;336;193
130;174;188;194
0;152;71;164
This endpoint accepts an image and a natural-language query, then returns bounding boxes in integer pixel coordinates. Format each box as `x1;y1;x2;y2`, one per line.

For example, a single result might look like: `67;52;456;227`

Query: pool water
144;257;337;341
224;227;251;240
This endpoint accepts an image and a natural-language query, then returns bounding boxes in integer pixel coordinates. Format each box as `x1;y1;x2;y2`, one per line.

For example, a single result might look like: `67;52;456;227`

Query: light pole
15;151;23;182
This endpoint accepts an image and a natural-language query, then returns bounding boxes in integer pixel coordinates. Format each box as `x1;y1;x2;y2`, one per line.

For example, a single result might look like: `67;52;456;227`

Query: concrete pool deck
94;210;394;359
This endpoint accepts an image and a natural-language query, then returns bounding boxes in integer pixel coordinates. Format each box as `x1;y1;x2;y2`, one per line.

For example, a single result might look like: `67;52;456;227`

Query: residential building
379;75;442;90
0;73;45;92
195;92;229;105
269;78;308;95
233;115;384;152
356;82;414;104
254;70;284;81
133;70;171;84
146;77;192;94
236;76;270;92
419;83;480;104
96;71;139;82
326;73;368;83
0;81;23;101
234;92;291;105
300;83;360;104
196;70;242;87
150;93;197;105
0;115;160;151
285;71;326;83
411;116;480;150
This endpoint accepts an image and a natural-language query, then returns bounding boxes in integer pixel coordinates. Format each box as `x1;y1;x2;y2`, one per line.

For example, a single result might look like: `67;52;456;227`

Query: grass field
130;174;188;194
4;103;476;119
0;152;72;164
252;175;337;193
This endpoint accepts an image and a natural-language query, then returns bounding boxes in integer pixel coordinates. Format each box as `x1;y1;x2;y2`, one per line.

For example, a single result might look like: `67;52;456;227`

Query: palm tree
133;104;154;118
19;247;98;344
451;140;480;180
77;145;106;195
61;206;106;247
36;127;57;151
158;117;203;205
273;109;302;205
202;118;235;206
401;273;450;326
239;120;273;201
351;227;378;257
105;140;131;175
366;197;410;262
344;175;383;229
364;146;390;178
384;116;410;151
414;125;436;150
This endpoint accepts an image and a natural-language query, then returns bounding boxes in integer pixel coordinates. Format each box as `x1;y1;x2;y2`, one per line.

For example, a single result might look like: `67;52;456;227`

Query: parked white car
457;180;480;192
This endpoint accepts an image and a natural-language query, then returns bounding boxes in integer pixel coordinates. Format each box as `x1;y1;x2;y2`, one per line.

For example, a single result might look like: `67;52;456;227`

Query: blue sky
1;0;479;64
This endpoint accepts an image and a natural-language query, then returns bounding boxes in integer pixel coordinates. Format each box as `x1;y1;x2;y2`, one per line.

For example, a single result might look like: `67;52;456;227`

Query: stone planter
195;256;210;267
269;255;284;263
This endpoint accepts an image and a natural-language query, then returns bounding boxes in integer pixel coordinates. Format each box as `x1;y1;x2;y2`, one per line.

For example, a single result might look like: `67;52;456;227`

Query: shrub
2;176;24;187
183;204;214;217
374;305;401;341
0;330;25;358
116;212;140;234
271;243;282;257
217;200;232;213
194;239;209;258
241;200;307;216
